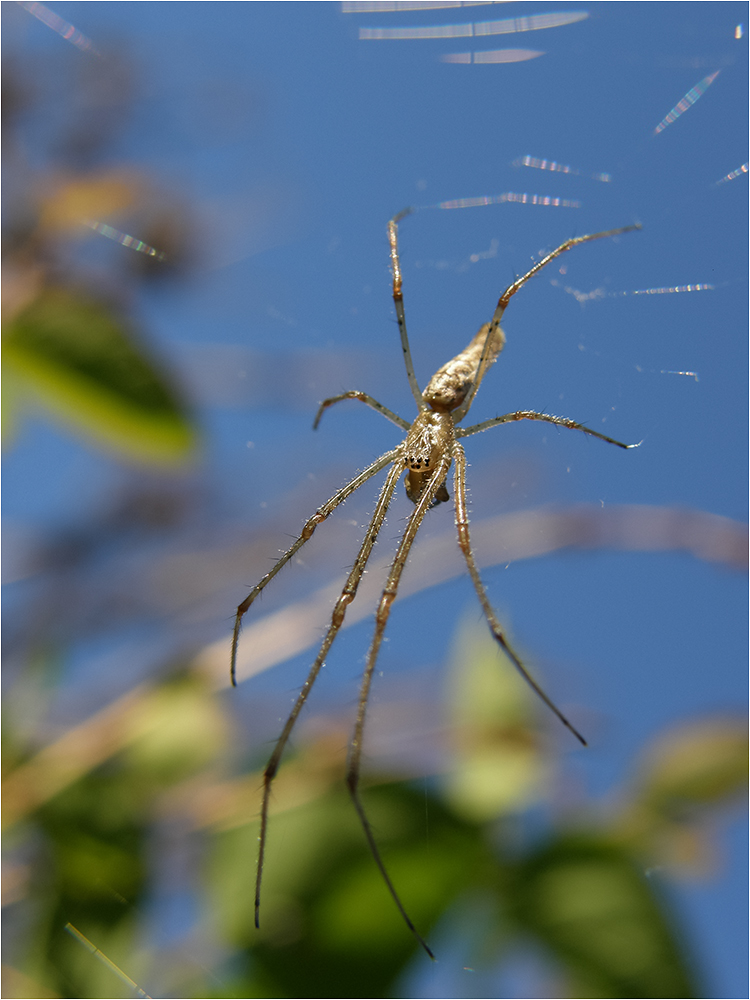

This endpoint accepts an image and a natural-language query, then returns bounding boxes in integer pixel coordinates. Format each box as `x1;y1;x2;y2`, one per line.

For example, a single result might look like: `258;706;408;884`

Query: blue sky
4;3;747;996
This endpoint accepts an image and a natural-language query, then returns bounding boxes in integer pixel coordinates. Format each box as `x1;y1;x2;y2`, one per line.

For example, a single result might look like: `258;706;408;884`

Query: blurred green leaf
509;835;698;998
2;361;24;444
209;781;491;998
124;673;228;785
442;619;549;821
27;763;150;999
633;718;748;812
609;717;748;876
3;288;197;465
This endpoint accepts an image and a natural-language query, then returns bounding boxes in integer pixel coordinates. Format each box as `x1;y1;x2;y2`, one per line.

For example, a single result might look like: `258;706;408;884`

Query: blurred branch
3;684;150;829
196;503;747;688
4;503;744;829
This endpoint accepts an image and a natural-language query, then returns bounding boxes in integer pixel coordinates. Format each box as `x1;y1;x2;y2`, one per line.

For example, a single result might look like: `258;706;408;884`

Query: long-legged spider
232;210;641;957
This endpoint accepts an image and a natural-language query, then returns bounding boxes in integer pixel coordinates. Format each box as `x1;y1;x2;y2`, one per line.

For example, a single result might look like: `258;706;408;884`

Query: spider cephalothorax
404;410;453;503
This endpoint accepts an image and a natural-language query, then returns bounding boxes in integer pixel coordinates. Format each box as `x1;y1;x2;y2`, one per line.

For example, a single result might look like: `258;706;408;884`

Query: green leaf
208;781;489;998
633;718;748;813
604;719;748;875
3;288;198;465
1;362;24;444
508;835;699;998
442;619;548;821
124;674;228;784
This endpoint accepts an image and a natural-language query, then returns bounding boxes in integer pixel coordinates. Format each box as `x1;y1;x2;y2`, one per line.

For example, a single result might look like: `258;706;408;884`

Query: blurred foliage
2;45;198;466
5;289;195;464
2;623;746;999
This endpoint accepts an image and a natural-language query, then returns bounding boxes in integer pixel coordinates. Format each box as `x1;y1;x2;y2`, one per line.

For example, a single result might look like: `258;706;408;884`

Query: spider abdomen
423;321;506;412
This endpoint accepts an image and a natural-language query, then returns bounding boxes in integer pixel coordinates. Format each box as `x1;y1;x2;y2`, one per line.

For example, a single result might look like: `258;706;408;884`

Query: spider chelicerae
232;209;641;957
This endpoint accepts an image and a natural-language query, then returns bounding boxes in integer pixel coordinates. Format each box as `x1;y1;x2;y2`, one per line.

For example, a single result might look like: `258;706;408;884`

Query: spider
231;209;641;957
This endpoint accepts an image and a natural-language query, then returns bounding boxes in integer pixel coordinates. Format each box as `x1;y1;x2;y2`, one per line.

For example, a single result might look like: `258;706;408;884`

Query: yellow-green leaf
3;288;197;465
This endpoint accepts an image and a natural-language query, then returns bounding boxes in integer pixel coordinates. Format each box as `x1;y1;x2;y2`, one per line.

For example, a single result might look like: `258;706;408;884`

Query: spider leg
458;409;640;449
346;450;453;961
452;441;587;746
254;456;404;929
453;224;641;423
231;448;400;686
313;391;410;431
493;224;642;318
388;209;427;411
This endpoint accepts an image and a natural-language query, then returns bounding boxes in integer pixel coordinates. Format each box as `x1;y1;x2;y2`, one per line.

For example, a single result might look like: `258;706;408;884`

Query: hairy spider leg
453;223;642;423
253;457;405;929
231;448;400;686
346;448;455;960
458;409;639;449
388;207;426;409
313;391;410;432
452;441;587;742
